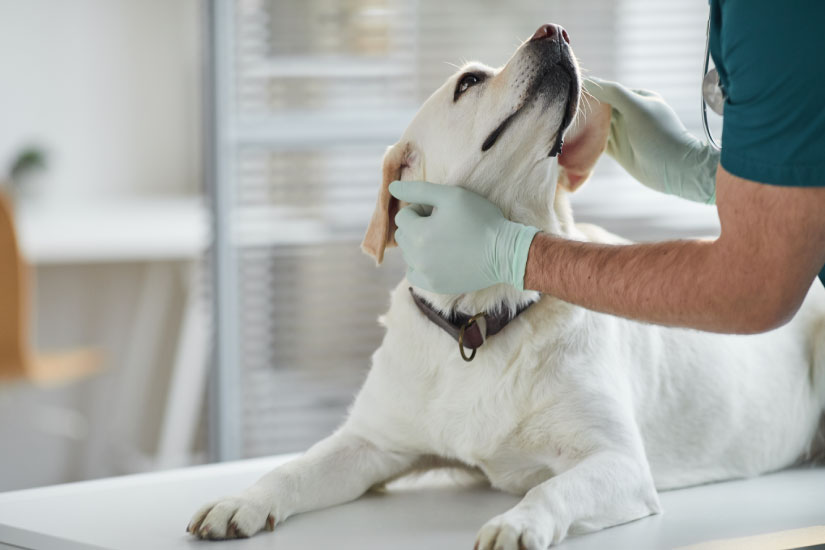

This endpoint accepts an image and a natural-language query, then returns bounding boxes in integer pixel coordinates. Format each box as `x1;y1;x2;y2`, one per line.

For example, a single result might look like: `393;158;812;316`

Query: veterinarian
390;1;825;334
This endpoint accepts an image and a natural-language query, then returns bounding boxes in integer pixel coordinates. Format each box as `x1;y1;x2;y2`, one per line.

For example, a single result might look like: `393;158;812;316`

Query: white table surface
0;455;822;550
16;197;209;264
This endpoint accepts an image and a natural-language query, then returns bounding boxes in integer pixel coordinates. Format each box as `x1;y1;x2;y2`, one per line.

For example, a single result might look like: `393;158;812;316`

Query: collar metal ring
458;312;485;362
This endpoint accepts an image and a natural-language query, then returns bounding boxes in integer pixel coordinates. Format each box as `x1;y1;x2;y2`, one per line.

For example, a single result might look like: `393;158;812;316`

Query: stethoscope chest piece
702;67;725;116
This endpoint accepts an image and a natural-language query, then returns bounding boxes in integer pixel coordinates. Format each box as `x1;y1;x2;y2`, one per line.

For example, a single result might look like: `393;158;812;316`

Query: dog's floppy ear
361;142;411;264
557;91;611;192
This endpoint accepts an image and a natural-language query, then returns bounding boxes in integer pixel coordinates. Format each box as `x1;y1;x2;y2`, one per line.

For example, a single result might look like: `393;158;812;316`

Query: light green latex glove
389;181;539;294
584;76;719;204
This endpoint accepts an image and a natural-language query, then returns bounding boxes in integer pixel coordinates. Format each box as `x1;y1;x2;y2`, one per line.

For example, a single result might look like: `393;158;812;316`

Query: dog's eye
454;72;484;101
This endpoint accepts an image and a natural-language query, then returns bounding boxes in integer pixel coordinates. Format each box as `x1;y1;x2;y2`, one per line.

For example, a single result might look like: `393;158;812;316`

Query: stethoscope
702;16;726;151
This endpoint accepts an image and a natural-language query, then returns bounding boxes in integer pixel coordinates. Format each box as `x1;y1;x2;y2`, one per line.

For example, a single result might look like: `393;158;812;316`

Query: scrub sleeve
708;0;825;285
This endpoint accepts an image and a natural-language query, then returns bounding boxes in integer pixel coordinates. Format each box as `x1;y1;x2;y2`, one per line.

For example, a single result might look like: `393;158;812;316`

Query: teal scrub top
708;0;825;285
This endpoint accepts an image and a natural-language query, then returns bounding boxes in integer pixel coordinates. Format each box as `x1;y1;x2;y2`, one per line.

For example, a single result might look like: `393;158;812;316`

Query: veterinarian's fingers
394;205;425;231
408;202;433;217
389;180;453;208
394;230;416;261
405;267;433;291
631;88;661;99
583;77;652;114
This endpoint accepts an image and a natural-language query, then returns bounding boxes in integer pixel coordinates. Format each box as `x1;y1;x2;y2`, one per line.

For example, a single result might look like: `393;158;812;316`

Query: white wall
0;0;202;198
0;0;206;491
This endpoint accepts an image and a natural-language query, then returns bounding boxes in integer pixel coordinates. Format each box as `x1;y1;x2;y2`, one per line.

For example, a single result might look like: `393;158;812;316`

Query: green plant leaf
9;148;47;182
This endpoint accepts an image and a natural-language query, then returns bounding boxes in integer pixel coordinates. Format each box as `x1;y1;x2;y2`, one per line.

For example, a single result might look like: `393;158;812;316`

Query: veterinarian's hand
390;181;539;294
584;76;719;204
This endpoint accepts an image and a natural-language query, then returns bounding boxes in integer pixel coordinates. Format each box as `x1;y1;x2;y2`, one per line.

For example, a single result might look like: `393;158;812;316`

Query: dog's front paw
474;506;555;550
187;495;275;540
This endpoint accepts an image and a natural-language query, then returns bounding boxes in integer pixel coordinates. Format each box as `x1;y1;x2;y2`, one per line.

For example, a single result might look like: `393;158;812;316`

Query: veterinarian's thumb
389;180;452;208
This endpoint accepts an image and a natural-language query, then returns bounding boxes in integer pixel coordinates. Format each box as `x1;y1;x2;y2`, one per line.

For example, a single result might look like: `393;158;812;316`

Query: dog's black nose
530;24;569;44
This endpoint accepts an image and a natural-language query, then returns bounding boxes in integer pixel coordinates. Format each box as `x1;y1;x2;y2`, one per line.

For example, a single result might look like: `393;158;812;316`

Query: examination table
0;454;822;550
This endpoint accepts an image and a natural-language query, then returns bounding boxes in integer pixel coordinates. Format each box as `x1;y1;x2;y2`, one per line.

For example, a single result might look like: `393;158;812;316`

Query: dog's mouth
481;43;579;158
481;110;520;153
549;73;580;157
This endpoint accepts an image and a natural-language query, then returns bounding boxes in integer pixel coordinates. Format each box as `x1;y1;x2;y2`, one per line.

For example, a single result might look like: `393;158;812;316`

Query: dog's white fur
189;27;825;548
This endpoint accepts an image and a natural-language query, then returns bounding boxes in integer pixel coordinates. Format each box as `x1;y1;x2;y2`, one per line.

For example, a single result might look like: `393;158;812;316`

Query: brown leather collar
409;287;536;361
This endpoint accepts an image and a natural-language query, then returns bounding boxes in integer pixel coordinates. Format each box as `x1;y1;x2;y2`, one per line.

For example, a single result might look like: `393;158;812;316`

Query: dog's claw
186;517;203;536
188;497;273;540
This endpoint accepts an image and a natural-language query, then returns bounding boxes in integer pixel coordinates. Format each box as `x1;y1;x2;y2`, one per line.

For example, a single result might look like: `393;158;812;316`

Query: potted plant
1;146;48;206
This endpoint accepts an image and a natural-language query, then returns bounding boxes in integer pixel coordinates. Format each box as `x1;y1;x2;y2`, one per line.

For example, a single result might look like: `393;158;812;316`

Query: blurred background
0;0;721;491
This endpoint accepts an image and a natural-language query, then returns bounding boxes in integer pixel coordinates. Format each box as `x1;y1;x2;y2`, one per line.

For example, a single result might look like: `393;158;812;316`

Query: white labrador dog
189;23;825;548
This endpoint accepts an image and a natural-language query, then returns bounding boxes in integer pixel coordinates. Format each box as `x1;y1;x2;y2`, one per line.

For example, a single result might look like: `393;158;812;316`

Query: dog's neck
413;160;575;317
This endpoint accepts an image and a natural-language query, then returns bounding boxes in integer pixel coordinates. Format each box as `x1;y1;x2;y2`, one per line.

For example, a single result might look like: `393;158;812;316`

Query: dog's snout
530;24;556;42
530;24;569;44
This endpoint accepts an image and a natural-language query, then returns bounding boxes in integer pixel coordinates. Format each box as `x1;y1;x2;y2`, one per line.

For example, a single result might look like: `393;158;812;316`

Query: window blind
212;0;722;458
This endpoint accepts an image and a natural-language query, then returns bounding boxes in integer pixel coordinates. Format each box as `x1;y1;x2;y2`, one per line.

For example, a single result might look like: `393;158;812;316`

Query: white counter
0;455;823;550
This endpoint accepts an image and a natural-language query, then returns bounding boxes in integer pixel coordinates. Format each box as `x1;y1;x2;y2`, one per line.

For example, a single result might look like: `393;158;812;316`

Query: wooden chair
0;190;102;386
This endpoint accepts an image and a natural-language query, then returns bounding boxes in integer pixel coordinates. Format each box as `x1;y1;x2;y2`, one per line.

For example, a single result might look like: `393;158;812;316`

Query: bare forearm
524;233;780;333
525;166;825;333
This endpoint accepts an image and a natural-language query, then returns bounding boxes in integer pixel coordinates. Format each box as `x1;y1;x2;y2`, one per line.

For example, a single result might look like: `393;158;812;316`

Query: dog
188;23;825;548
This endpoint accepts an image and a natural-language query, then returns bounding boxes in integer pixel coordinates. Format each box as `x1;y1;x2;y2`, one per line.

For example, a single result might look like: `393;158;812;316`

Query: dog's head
362;23;610;264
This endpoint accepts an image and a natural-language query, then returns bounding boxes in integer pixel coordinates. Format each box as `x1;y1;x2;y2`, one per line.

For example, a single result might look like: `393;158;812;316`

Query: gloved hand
389;181;539;294
584;76;719;204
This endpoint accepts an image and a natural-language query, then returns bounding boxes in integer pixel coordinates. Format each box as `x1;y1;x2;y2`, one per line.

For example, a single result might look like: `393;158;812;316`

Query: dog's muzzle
481;23;579;158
